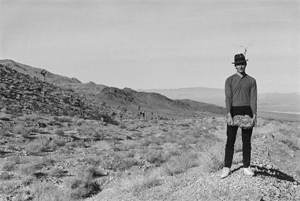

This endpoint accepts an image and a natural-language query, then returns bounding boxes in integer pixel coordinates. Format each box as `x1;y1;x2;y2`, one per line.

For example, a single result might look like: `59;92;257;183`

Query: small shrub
200;142;224;173
25;140;49;155
280;138;300;151
51;138;67;147
55;129;65;136
0;128;11;136
101;114;119;125
163;152;199;176
2;161;15;172
19;164;38;176
49;168;66;178
0;172;14;180
69;169;102;199
57;116;72;122
30;127;40;133
14;125;29;135
117;173;162;195
32;181;72;201
7;144;19;151
144;150;170;166
85;166;107;178
40;157;56;167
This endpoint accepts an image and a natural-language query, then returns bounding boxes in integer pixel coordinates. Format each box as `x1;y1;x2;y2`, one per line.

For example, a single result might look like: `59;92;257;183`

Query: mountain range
140;86;300;114
1;59;299;121
0;59;226;118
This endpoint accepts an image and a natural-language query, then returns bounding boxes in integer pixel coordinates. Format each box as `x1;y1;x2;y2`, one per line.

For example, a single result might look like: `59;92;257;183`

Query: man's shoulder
226;74;237;81
245;74;256;82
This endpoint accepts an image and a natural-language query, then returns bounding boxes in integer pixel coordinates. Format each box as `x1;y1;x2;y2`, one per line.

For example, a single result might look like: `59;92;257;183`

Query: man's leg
224;125;238;168
241;128;253;167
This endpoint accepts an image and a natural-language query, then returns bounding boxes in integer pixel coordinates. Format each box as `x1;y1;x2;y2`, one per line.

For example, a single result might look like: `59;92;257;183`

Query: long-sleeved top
225;73;257;115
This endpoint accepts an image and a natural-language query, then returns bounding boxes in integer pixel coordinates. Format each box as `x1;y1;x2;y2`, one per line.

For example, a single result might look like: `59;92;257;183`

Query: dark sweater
225;73;257;115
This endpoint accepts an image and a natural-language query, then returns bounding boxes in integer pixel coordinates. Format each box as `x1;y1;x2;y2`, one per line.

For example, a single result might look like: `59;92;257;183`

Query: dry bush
18;114;40;121
14;125;29;135
100;153;142;171
30;127;41;133
49;167;66;178
69;140;88;148
0;180;20;195
0;128;11;137
0;172;14;180
199;142;224;173
18;157;55;177
2;157;22;172
19;163;39;176
116;172;162;195
279;138;300;151
162;152;199;176
32;181;72;201
84;166;108;178
68;167;102;199
25;138;51;155
6;143;19;151
54;129;65;136
50;138;66;147
54;116;72;122
2;161;16;172
143;149;170;166
81;156;101;166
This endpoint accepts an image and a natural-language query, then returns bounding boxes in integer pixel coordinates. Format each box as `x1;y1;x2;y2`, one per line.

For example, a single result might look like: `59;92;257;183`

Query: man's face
235;64;246;73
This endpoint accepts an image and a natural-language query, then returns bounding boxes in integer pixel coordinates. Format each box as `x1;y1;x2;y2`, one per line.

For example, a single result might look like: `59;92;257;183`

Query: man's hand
227;113;233;126
252;114;257;127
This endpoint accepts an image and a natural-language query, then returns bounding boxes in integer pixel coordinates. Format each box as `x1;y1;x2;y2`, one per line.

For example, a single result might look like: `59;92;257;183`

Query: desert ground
1;111;300;201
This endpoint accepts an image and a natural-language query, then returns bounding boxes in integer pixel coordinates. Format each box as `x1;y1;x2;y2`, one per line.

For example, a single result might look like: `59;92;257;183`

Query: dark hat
232;54;248;64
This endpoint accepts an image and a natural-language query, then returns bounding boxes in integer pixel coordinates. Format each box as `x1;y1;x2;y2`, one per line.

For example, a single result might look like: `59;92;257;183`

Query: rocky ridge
0;63;115;120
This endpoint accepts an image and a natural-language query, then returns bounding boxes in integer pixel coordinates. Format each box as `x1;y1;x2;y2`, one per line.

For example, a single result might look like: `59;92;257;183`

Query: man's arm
250;79;257;126
225;78;233;125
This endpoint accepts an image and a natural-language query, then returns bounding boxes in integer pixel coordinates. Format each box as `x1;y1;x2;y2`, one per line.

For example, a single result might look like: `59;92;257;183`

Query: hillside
0;60;82;85
95;87;226;116
0;60;226;118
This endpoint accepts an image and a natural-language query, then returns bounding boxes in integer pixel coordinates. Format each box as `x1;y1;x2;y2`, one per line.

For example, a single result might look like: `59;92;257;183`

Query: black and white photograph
0;0;299;200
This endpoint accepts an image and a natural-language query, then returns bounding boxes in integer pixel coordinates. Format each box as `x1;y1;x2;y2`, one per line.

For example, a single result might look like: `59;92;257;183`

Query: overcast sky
1;0;299;93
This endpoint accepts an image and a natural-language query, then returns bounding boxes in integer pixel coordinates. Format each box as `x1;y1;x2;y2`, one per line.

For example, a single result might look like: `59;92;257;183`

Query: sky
1;0;299;93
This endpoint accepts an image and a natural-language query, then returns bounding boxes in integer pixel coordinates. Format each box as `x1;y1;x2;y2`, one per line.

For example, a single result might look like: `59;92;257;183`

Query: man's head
232;53;248;74
232;53;248;66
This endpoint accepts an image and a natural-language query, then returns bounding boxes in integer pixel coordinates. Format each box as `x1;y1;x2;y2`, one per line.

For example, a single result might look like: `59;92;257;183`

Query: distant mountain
139;87;225;107
92;87;226;116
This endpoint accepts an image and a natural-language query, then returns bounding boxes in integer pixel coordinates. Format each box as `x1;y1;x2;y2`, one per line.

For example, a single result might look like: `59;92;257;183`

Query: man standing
221;53;257;179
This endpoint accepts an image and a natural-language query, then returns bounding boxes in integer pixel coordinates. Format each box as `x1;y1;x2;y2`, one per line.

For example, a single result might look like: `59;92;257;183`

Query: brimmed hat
232;54;248;64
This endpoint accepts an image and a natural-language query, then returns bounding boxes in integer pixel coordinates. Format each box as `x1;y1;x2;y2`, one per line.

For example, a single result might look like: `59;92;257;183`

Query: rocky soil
87;117;300;201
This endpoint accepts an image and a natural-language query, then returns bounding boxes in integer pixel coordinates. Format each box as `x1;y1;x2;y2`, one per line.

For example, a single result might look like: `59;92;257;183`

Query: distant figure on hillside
221;53;257;179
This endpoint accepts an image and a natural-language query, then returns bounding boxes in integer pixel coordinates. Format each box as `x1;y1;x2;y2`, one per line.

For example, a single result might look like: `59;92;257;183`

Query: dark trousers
224;106;253;168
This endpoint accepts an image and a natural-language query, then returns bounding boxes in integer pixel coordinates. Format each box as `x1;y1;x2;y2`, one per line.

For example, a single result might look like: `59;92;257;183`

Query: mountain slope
95;87;226;116
1;60;226;117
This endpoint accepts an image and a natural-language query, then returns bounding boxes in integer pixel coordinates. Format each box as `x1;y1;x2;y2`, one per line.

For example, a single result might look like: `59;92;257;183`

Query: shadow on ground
231;165;300;184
